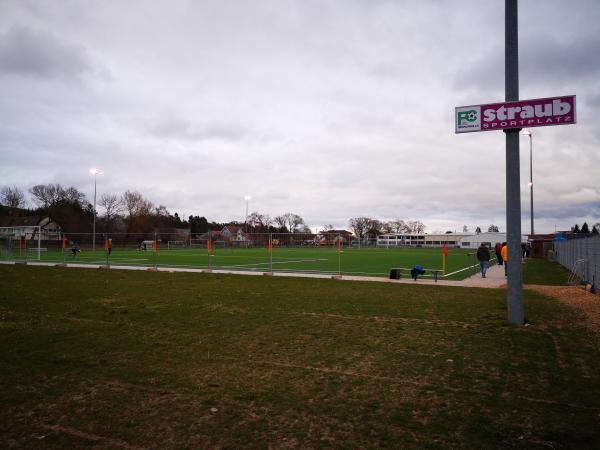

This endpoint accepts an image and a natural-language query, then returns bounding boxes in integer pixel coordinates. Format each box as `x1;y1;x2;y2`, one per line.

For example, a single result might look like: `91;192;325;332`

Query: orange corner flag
207;238;213;254
443;243;449;258
268;238;273;253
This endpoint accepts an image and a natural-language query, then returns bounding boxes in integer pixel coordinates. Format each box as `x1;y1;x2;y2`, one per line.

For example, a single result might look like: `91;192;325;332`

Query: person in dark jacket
477;243;491;278
495;242;503;265
410;265;426;281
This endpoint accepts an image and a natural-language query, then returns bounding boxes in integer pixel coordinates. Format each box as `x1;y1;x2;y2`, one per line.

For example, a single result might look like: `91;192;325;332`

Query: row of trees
246;212;311;234
0;185;313;235
571;223;599;234
347;217;426;238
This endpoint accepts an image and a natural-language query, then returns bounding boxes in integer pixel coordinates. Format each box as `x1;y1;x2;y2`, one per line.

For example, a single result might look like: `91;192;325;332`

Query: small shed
528;233;554;258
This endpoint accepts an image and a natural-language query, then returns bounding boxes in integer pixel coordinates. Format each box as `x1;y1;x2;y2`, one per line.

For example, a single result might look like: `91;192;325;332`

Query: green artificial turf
2;246;485;280
1;265;599;448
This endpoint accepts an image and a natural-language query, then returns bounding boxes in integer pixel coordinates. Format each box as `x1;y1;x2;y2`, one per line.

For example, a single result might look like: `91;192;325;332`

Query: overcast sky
1;0;598;233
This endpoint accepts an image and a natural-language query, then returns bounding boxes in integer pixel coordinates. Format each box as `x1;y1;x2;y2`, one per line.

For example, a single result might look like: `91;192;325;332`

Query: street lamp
244;195;251;233
522;130;534;235
90;168;104;250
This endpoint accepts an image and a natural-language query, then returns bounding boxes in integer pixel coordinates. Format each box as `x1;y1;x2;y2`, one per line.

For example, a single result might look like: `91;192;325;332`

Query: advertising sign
455;95;576;133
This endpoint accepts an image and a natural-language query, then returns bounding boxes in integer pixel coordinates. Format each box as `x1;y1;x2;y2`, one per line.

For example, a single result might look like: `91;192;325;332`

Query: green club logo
458;109;478;125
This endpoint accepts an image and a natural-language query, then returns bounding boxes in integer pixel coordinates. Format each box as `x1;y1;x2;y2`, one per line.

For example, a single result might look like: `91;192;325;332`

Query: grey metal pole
93;174;97;251
529;133;534;235
245;198;249;234
505;0;524;325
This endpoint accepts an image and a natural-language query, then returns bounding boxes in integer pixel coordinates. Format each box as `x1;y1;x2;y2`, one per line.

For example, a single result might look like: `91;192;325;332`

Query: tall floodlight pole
523;130;534;235
505;0;524;325
244;195;251;234
90;169;104;251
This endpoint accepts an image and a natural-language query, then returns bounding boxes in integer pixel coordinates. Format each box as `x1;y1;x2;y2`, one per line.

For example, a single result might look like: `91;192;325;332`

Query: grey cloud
453;36;600;96
536;201;600;221
0;26;92;80
150;117;247;142
522;36;600;83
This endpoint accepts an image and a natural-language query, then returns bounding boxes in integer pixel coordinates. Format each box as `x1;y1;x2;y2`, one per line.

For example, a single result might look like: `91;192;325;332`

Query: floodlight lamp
522;130;532;136
528;182;533;186
90;168;104;175
244;195;251;201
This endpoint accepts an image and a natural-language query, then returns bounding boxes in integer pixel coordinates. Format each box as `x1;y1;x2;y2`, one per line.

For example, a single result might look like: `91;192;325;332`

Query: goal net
167;240;187;249
190;239;227;249
0;226;42;261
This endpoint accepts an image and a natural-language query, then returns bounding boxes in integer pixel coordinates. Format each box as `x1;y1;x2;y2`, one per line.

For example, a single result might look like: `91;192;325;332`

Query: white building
377;232;528;248
377;233;464;248
458;232;528;248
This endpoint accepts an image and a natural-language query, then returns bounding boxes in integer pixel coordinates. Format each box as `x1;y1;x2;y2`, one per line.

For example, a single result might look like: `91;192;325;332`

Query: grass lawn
523;258;572;285
1;265;599;448
3;246;483;280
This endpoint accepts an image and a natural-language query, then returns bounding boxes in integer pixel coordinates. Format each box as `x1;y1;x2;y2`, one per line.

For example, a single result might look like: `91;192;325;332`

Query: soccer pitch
9;246;487;280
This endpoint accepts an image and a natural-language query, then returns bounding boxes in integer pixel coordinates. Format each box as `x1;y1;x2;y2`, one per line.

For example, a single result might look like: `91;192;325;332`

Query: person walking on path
495;242;503;265
476;243;491;278
501;242;508;276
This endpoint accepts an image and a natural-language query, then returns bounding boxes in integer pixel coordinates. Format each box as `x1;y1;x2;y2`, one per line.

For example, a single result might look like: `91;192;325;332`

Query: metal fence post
269;232;273;273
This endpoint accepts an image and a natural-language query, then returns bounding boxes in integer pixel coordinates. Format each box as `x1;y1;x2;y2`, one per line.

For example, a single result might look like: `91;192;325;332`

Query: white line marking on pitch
223;258;329;268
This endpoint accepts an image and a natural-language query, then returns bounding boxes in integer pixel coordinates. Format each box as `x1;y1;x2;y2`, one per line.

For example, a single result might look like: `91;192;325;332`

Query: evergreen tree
581;222;590;234
592;226;599;235
572;224;580;233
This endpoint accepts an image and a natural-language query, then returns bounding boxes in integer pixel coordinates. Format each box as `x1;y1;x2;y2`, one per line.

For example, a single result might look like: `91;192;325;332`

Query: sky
0;0;599;233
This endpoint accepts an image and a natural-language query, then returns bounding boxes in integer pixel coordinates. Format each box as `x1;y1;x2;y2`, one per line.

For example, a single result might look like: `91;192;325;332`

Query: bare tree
273;215;288;231
63;187;87;206
381;221;394;234
298;223;312;233
99;193;123;232
0;186;26;208
348;217;371;238
30;184;60;208
322;224;334;231
121;190;153;235
389;219;407;233
366;218;383;235
404;220;424;234
247;212;272;232
414;221;426;234
29;184;87;208
281;212;305;233
122;190;153;218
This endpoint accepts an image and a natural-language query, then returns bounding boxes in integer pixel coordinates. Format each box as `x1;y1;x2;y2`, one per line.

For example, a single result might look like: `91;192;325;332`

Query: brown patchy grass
526;284;600;337
1;265;600;449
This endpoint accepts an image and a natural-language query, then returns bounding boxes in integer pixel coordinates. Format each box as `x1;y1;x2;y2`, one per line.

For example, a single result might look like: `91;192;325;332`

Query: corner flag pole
442;243;448;275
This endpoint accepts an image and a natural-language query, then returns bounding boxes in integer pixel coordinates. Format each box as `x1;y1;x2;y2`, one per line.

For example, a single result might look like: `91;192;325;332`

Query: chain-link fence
553;235;600;286
1;230;478;279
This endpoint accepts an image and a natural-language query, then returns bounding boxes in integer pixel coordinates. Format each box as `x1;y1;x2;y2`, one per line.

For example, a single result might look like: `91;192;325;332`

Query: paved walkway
1;260;509;289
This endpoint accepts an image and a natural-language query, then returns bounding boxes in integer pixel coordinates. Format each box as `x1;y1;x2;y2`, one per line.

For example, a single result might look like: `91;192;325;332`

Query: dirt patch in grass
525;284;600;335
